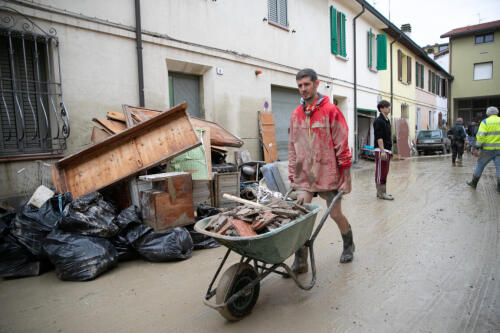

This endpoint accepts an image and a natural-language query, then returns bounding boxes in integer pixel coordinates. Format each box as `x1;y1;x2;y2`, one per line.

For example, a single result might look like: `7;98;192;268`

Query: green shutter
330;6;338;55
421;64;424;88
416;62;419;87
168;75;174;107
376;34;387;70
340;12;346;57
368;29;372;68
428;70;431;92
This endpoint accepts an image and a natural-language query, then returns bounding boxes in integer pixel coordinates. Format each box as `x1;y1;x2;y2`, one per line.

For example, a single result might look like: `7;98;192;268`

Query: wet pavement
1;154;499;333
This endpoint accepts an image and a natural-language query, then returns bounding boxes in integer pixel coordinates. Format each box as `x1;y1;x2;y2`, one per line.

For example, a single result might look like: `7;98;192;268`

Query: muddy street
1;154;499;333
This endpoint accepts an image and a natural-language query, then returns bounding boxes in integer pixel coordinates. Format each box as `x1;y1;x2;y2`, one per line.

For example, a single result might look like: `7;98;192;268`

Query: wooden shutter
268;0;278;24
431;72;435;93
340;12;347;57
376;34;387;70
367;30;372;68
397;50;402;81
407;56;412;84
421;64;424;88
330;6;337;55
415;62;419;87
428;69;431;91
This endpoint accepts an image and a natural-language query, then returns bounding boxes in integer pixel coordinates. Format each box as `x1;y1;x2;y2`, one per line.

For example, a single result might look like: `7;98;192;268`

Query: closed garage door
271;86;301;161
169;72;201;118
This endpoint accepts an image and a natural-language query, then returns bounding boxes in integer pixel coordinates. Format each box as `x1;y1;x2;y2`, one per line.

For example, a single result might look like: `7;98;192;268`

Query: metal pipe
135;0;145;107
352;4;365;163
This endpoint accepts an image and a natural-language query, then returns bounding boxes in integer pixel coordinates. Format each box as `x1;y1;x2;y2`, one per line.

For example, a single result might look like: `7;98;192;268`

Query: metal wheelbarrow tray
194;191;343;321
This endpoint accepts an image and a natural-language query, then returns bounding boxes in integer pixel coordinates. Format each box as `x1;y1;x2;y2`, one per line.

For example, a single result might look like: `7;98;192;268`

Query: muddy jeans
451;141;464;162
473;150;500;179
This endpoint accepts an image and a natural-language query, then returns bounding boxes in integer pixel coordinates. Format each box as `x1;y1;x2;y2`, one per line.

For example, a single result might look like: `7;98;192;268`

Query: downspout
352;4;365;163
135;0;145;107
389;33;402;126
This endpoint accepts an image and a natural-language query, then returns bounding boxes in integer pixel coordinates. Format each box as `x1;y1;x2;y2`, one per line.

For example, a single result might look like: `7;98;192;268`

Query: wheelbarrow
194;190;344;321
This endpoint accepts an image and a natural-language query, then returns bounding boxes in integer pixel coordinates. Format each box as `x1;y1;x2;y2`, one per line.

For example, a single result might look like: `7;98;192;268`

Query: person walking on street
373;100;394;200
447;118;467;166
466;106;500;192
288;68;354;273
467;120;479;153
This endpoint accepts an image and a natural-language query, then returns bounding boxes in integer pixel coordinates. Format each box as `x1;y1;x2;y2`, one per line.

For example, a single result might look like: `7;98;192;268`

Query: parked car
416;130;451;155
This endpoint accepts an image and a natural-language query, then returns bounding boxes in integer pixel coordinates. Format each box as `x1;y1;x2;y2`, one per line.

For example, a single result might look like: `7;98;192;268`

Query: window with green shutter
330;7;346;57
420;64;424;89
376;34;387;70
428;69;431;92
330;6;337;55
416;62;420;87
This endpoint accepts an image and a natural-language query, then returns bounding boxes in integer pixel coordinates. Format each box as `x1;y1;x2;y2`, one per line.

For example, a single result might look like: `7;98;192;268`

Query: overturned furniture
52;103;200;198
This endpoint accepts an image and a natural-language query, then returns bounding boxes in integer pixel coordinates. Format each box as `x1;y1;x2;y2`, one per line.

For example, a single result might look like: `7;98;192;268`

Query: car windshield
418;130;442;139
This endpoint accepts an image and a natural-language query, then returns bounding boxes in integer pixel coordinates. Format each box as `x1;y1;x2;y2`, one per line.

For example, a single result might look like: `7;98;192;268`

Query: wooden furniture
52;103;200;198
139;172;194;231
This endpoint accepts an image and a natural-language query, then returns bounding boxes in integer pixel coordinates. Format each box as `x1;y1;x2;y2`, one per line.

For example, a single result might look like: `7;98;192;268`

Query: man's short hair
296;68;318;82
456;117;463;124
486;106;499;116
377;100;391;112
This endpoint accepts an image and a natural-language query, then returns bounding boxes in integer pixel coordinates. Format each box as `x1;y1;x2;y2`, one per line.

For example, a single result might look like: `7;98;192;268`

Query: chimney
401;23;411;38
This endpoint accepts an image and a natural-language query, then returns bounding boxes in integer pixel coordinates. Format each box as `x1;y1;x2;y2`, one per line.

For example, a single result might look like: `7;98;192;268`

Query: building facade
0;0;450;202
441;20;500;125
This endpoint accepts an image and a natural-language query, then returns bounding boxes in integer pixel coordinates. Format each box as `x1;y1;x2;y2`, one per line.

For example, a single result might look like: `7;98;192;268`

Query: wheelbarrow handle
308;190;344;244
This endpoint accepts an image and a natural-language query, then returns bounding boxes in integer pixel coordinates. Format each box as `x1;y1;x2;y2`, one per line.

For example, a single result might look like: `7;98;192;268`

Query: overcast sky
366;0;500;47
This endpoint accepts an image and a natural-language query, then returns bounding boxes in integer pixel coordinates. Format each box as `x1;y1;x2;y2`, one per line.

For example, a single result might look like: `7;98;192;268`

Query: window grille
0;6;69;158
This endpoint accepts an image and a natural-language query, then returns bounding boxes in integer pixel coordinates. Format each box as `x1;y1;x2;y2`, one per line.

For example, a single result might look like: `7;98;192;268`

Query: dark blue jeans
473;150;500;179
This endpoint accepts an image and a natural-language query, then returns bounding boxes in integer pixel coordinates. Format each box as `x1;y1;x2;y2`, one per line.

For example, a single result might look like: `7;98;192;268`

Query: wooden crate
214;172;240;209
192;179;213;207
139;172;194;231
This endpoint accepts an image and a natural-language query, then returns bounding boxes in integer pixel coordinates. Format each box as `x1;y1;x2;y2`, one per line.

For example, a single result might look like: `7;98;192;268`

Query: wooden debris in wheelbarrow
203;197;309;237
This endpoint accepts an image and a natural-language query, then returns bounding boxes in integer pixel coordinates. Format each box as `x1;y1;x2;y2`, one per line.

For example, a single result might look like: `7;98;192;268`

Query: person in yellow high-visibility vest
466;106;500;192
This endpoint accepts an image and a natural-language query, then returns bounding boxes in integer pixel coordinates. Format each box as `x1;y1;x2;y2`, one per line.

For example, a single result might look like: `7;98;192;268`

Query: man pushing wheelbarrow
289;68;355;272
195;68;353;321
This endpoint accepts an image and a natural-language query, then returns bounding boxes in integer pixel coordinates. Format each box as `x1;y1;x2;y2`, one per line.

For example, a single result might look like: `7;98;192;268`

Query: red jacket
288;94;352;192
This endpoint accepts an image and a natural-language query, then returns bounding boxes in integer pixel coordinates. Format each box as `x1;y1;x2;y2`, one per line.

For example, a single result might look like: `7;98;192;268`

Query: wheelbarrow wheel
216;263;260;321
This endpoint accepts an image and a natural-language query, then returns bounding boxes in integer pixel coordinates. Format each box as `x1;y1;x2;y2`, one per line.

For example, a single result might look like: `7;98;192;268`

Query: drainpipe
135;0;145;107
352;4;365;163
389;33;402;126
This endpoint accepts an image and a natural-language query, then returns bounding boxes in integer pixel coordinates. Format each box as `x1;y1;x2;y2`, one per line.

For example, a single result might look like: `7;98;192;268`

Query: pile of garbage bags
0;191;219;282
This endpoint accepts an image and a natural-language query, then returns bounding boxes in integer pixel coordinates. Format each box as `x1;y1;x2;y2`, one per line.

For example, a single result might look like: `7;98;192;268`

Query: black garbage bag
11;193;72;258
0;210;16;235
43;229;118;281
188;204;221;250
0;233;49;278
109;206;142;261
125;224;193;262
59;192;119;238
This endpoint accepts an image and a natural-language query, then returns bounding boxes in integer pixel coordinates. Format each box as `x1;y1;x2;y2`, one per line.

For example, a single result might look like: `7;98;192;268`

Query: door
271;86;301;161
168;72;201;118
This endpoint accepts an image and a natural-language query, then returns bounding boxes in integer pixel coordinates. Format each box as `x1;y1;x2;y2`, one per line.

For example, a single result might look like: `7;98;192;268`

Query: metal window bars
0;6;69;157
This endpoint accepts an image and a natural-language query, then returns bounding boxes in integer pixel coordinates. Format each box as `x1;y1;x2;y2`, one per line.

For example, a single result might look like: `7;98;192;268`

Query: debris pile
204;198;309;237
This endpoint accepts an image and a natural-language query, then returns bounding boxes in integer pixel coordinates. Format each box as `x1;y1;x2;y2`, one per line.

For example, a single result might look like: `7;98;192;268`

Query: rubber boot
291;246;309;274
466;176;479;189
340;227;355;263
377;184;394;200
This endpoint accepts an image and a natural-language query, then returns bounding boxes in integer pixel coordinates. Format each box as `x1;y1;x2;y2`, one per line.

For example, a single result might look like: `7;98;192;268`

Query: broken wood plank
107;110;126;123
271;208;300;218
91;126;111;144
232;219;257;237
52;103;201;198
222;193;270;210
259;111;278;163
92;118;127;134
190;117;243;148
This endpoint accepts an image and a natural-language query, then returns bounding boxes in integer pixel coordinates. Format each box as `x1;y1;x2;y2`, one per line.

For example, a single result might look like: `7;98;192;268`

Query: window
0;30;68;157
428;69;431;92
474;33;494;44
420;64;424;89
440;78;447;97
431;72;436;94
330;6;346;57
473;62;493;80
397;49;411;84
416;62;420;87
367;30;387;70
268;0;288;28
